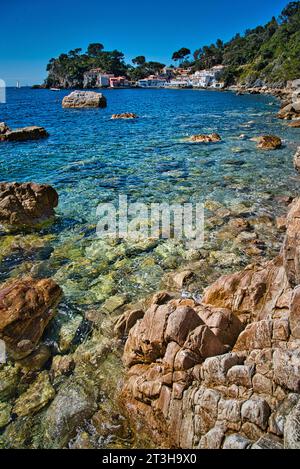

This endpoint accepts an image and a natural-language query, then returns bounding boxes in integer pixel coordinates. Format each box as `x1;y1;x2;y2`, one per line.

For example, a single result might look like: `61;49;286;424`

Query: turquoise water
1;87;300;307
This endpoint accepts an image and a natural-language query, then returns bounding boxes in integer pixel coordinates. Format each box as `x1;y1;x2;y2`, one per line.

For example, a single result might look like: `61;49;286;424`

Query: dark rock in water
0;182;58;231
0;277;62;359
62;90;107;108
43;376;98;448
252;135;282;150
0;123;48;142
111;113;138;119
186;133;222;143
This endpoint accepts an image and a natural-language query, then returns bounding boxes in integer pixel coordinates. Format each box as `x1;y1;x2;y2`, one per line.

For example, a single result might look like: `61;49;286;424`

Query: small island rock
62;90;107;108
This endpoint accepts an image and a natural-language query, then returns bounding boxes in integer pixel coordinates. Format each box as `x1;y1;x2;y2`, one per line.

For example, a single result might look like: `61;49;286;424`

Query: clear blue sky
0;0;289;86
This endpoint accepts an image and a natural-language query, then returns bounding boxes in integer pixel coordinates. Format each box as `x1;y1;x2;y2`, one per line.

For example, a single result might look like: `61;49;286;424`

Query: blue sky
0;0;289;86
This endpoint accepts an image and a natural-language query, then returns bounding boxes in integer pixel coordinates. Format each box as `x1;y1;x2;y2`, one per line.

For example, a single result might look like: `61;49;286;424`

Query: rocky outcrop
186;133;221;143
0;182;58;231
0;277;62;359
294;147;300;173
62;91;107;108
120;198;300;449
0;123;48;142
111;113;138;119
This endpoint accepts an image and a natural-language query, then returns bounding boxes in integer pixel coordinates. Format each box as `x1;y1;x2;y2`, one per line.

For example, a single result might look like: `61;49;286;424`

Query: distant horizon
0;0;289;86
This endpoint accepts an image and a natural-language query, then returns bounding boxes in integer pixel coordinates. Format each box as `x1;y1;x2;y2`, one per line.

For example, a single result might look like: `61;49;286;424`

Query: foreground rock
62;90;107;108
294;147;300;173
0;123;48;142
120;198;300;449
111;113;138;119
0;277;62;359
0;182;58;231
186;133;221;143
254;135;282;150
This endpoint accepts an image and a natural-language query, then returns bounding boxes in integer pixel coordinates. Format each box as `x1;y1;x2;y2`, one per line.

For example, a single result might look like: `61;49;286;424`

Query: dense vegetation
45;1;300;88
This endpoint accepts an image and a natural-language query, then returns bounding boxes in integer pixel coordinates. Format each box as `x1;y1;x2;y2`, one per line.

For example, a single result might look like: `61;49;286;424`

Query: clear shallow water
1;87;300;449
1;87;300;306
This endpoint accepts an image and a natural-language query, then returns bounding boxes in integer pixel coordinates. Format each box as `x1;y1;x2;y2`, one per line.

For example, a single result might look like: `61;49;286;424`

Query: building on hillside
137;77;166;88
109;76;130;88
83;69;114;88
190;65;225;88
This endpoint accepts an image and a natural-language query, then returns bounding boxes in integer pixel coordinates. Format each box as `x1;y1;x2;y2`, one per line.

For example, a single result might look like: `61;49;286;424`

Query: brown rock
183;325;226;361
0;126;48;142
273;349;300;392
288;120;300;128
165;306;203;346
283;197;300;287
234;320;273;352
198;306;244;347
256;135;282;150
0;277;62;359
0;182;58;230
294;147;300;172
114;309;144;338
186;133;221;143
111;113;138;119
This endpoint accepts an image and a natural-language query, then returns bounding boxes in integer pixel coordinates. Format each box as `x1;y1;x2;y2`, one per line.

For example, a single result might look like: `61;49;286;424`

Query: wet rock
62;90;107;108
102;295;127;313
111;113;138;119
50;354;75;379
223;434;251;449
0;122;10;134
0;182;58;231
0;365;20;400
254;135;282;150
186;133;221;143
13;371;55;417
284;400;300;449
0;277;62;359
0;125;48;142
288;120;300;128
0;402;12;429
17;344;51;371
43;376;98;448
59;315;83;353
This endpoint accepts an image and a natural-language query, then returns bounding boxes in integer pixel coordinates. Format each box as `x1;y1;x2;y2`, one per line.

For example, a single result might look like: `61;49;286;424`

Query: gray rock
199;426;226;449
241;398;271;430
284;400;300;449
62;90;107;108
223;434;251;449
252;435;284;449
43;376;98;448
273;349;300;393
271;394;300;436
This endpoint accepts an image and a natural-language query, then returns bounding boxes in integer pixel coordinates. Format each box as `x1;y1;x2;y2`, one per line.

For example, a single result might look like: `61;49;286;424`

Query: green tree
132;56;146;66
87;43;104;57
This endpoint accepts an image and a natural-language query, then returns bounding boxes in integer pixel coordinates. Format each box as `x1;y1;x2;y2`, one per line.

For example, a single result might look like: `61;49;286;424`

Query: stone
17;344;51;371
252;373;273;395
273;349;300;392
186;133;221;143
218;398;243;426
59;315;83;353
13;371;55;417
254;135;282;150
241;398;271;430
114;309;144;338
270;394;299;436
50;355;75;378
198;306;244;347
0;126;48;142
183;325;225;361
165;306;203;346
62;90;107;108
223;434;251;449
234;320;273;352
151;291;173;305
0;122;10;134
0;277;62;359
202;353;241;386
0;366;20;400
172;270;194;289
289;120;300;128
199;426;225;449
252;434;284;449
227;365;254;388
43;376;98;448
102;295;127;313
111;113;138;119
284;400;300;449
0;182;59;230
0;402;12;429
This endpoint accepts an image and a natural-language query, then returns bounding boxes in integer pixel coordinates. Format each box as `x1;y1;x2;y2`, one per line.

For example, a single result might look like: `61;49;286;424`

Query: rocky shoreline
0;84;300;449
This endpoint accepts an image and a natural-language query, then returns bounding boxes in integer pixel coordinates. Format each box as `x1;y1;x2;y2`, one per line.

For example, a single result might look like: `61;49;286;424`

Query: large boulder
0;277;62;359
283;197;300;287
62;90;107;108
0;123;48;142
255;135;282;150
0;182;58;230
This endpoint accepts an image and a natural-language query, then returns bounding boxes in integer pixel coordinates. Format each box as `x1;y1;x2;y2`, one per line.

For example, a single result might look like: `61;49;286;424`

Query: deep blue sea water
1;87;300;307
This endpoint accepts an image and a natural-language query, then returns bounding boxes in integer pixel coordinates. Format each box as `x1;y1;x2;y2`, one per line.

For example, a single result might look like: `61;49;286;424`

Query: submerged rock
43;376;98;448
62;90;107;108
111;113;138;119
0;182;58;231
0;402;12;429
13;371;55;417
0;277;62;359
186;133;221;143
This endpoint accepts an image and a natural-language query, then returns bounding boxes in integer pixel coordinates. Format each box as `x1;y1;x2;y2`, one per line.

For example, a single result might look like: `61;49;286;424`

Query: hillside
45;1;300;88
